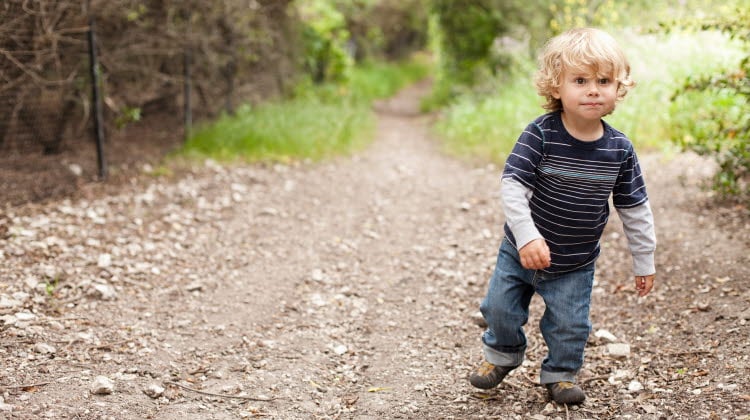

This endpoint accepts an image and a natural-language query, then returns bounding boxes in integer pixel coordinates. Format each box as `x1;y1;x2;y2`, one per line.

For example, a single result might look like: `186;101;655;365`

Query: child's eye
598;78;611;85
574;78;586;84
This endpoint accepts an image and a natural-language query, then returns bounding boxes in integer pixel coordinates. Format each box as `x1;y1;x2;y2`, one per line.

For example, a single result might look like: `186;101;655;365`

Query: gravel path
1;81;748;419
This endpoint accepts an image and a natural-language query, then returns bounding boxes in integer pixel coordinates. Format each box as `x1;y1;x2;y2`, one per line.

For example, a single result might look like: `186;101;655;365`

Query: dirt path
1;82;748;419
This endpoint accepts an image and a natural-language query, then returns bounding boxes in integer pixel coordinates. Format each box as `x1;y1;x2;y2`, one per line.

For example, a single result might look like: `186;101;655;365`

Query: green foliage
45;276;58;297
332;0;429;61
430;0;505;84
549;0;612;33
114;106;142;130
426;0;506;108
181;59;429;162
435;68;540;161
425;0;552;110
608;30;742;151
184;98;371;162
669;8;749;201
348;55;431;101
298;1;353;84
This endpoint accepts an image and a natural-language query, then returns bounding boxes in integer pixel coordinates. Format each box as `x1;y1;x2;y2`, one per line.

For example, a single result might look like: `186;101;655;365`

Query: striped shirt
502;112;649;273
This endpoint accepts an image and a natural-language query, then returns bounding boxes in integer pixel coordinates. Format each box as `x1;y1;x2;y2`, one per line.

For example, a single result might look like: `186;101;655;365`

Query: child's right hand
519;238;551;270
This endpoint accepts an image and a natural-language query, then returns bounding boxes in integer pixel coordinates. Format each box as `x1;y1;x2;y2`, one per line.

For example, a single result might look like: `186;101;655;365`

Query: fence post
184;47;192;142
183;12;193;142
87;0;107;180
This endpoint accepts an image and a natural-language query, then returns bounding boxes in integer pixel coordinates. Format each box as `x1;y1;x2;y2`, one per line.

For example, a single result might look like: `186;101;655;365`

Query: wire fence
1;0;295;182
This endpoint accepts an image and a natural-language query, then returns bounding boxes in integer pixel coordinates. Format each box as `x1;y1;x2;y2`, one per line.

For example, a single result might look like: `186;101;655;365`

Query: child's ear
551;88;561;99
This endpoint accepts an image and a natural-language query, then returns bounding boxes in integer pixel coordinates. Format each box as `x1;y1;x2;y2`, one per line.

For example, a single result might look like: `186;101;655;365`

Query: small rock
332;344;348;355
541;402;556;415
143;384;165;399
718;383;738;392
15;311;36;321
33;343;57;355
68;164;83;176
628;380;644;392
595;329;618;342
97;254;112;268
0;296;22;309
91;376;115;395
607;343;631;358
259;207;278;216
92;284;117;300
0;401;13;412
0;315;17;326
470;311;487;328
185;282;203;292
311;269;325;282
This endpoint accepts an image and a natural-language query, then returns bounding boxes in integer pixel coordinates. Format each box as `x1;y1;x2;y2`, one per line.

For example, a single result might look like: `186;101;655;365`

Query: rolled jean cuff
483;344;524;367
540;369;577;384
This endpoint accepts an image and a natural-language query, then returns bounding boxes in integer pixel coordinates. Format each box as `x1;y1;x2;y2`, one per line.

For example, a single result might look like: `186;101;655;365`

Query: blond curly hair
535;28;635;112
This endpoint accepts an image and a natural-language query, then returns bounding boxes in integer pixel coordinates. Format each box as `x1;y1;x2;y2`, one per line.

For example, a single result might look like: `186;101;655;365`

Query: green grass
183;97;372;162
182;56;431;162
435;30;744;162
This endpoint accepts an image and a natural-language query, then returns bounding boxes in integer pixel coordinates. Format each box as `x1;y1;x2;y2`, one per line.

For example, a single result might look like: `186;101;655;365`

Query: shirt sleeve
500;123;545;249
501;178;543;249
501;123;545;189
616;201;657;276
612;144;648;208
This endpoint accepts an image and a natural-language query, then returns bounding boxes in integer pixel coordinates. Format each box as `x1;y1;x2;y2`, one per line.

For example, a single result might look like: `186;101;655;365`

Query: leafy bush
669;9;749;201
298;1;353;84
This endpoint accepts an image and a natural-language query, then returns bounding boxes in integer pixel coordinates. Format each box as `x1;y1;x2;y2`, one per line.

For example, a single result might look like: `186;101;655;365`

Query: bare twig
669;350;712;357
88;340;132;351
165;381;276;402
581;375;609;385
0;382;50;391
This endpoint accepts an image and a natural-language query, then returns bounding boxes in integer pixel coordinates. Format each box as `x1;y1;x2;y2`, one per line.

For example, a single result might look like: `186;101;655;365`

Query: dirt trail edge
1;81;749;419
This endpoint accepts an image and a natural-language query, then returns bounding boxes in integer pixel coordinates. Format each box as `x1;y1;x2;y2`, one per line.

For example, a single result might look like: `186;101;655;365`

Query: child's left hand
635;274;655;297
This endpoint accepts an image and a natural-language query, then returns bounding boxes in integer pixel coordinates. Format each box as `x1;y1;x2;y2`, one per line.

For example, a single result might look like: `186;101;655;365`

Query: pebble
143;384;165;399
15;311;36;321
97;253;112;268
541;403;556;415
90;376;115;395
0;397;12;412
33;343;56;355
470;311;487;328
92;284;117;300
607;343;631;358
628;380;644;392
595;329;618;342
0;296;22;309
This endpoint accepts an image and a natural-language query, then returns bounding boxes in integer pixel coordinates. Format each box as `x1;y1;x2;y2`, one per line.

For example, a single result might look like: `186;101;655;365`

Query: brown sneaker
546;381;586;404
469;361;514;389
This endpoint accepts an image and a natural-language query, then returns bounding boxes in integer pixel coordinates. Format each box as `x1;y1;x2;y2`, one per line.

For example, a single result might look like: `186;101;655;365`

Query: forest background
0;0;748;205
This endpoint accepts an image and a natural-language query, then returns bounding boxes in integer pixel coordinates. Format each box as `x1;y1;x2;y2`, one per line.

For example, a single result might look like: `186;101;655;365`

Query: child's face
553;67;619;121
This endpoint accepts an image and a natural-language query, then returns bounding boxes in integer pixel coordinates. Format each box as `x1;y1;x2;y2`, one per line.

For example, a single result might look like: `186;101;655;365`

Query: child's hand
635;274;655;297
519;239;551;270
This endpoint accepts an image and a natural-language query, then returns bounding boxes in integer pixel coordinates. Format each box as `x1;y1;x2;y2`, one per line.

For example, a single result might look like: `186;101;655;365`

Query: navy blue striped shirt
502;112;648;273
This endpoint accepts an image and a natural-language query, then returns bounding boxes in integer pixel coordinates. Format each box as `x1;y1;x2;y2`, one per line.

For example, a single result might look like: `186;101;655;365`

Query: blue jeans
480;238;595;384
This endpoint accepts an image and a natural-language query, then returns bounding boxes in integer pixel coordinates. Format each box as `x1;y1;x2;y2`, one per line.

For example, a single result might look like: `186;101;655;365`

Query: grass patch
183;98;372;163
182;56;430;163
435;30;744;163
